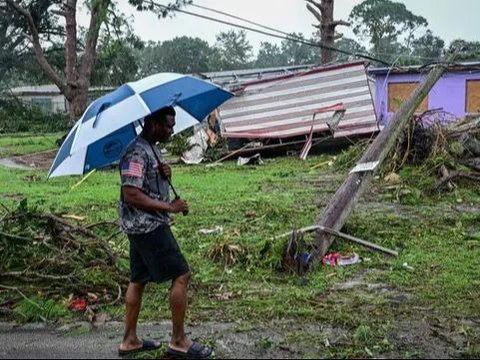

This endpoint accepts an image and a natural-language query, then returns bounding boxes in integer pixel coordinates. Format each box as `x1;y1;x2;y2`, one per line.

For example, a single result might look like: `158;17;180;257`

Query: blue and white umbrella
48;73;233;178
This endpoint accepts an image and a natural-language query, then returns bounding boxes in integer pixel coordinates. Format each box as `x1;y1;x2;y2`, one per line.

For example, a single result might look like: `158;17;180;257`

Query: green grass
14;297;69;323
0;136;479;357
0;133;61;156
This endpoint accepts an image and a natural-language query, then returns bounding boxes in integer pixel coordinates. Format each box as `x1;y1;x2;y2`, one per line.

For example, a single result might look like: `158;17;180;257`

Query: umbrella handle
148;141;188;216
166;178;188;216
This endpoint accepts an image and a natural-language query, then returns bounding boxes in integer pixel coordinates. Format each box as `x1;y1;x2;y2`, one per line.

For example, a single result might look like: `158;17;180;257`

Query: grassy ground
0;134;479;358
0;133;61;157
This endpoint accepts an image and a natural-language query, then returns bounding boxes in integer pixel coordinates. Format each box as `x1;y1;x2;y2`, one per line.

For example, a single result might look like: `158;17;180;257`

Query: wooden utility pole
313;51;460;258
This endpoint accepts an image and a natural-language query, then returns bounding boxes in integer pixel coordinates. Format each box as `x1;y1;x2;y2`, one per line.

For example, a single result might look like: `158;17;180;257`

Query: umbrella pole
71;169;96;190
146;140;188;215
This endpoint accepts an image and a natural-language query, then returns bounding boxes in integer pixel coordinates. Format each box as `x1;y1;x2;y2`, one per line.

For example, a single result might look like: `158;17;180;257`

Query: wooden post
313;51;460;259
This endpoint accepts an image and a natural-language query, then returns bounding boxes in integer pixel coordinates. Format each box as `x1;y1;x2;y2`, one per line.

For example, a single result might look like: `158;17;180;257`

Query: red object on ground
67;299;87;311
322;253;341;267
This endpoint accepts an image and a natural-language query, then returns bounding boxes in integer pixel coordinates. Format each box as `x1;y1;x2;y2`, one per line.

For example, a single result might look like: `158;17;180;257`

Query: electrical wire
194;3;447;65
191;3;293;38
146;0;392;66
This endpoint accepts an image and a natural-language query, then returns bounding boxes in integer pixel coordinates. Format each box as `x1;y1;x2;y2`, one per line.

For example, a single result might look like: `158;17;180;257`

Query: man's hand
158;163;171;179
169;198;189;214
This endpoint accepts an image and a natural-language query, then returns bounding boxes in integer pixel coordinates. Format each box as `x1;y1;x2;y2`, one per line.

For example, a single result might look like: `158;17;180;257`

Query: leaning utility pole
313;51;460;258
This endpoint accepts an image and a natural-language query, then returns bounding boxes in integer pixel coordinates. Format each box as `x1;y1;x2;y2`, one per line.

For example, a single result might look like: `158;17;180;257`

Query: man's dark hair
144;106;176;126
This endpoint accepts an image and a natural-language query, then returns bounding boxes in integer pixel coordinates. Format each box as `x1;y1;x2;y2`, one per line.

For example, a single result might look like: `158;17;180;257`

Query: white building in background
8;84;113;113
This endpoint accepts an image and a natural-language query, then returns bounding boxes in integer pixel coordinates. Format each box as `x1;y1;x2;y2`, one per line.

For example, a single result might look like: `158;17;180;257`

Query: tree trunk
320;0;334;64
68;89;88;122
306;0;350;64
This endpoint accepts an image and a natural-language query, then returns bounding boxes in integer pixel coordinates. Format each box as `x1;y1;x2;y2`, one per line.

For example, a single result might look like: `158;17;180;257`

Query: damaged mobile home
198;61;380;156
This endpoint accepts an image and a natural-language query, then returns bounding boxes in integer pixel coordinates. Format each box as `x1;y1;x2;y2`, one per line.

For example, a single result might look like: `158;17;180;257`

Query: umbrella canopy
48;73;233;178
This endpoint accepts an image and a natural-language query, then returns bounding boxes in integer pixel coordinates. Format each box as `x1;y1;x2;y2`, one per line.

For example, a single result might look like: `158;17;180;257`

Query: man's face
155;115;176;143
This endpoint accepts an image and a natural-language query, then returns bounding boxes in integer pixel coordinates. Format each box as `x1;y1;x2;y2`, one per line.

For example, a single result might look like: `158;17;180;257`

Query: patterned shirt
119;136;170;234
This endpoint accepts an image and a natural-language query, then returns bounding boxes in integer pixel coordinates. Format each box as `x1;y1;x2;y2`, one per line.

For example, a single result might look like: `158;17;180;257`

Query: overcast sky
81;0;480;53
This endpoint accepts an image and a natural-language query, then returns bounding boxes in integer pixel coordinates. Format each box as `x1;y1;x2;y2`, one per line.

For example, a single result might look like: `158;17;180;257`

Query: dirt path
0;150;56;171
0;321;327;359
0;315;474;359
1;272;477;359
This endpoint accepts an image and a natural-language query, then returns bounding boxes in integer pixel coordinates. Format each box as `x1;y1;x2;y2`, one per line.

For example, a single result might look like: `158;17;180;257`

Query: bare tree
306;0;350;64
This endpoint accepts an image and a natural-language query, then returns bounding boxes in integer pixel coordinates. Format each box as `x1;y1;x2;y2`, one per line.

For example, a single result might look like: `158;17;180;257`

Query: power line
193;3;447;64
190;3;292;38
146;1;392;66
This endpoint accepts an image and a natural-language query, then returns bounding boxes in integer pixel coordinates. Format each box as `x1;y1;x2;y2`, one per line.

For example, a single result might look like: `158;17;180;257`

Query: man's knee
173;272;191;287
126;282;145;303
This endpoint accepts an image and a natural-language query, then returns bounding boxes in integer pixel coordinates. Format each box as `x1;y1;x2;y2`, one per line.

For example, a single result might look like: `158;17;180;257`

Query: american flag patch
121;161;143;178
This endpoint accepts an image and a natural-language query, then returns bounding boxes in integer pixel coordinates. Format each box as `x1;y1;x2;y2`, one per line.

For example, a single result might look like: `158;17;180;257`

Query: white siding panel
220;62;378;139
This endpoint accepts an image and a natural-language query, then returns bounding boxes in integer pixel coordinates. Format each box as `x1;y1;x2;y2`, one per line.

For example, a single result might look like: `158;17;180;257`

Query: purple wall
373;71;480;125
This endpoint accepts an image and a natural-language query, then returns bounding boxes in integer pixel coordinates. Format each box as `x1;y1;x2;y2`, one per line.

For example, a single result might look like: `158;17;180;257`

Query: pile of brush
0;200;128;312
388;111;480;191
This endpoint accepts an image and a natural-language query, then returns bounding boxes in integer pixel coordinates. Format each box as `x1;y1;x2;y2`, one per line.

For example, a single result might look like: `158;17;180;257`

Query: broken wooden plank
316;225;398;257
274;225;398;257
312;51;460;259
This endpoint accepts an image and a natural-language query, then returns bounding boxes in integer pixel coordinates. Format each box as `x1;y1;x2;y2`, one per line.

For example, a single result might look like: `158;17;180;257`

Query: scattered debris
237;153;264;166
322;252;361;267
199;226;224;235
61;214;87;221
67;299;87;312
282;230;313;276
181;124;210;164
207;141;258;166
384;172;401;184
207;242;244;268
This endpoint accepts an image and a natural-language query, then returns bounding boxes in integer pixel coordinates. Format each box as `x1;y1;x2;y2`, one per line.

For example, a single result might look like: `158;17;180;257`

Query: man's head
144;106;176;143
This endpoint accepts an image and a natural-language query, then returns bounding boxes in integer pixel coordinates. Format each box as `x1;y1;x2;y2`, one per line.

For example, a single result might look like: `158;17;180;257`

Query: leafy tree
4;0;192;122
136;37;213;76
91;12;144;86
349;0;428;57
135;40;165;78
332;37;367;62
280;33;318;66
449;39;480;61
255;42;285;68
211;30;253;71
0;0;62;87
159;36;213;74
410;30;445;62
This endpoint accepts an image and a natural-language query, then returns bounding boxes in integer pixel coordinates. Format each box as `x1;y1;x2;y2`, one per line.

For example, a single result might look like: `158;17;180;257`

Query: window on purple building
466;80;480;113
388;82;428;113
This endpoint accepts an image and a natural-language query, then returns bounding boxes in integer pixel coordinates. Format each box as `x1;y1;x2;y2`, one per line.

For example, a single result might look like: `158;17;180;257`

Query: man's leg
168;272;193;351
120;282;155;351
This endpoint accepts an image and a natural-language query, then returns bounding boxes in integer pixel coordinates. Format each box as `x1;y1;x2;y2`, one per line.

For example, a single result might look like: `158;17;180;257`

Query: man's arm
122;186;188;214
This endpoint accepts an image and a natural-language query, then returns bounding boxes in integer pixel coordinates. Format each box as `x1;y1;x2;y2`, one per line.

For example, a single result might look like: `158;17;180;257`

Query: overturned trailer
216;61;381;154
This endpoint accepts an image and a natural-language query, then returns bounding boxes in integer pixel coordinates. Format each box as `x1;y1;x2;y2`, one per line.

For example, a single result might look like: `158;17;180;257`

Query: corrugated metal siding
220;62;379;139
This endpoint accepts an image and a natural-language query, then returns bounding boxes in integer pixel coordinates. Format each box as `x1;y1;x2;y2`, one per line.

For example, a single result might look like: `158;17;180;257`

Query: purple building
369;62;480;126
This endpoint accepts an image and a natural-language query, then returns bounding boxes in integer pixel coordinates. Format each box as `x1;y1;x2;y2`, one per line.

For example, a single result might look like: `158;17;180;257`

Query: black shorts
128;225;190;284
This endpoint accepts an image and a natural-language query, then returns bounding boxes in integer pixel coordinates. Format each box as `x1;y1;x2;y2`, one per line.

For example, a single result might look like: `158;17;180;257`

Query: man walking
118;106;212;359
